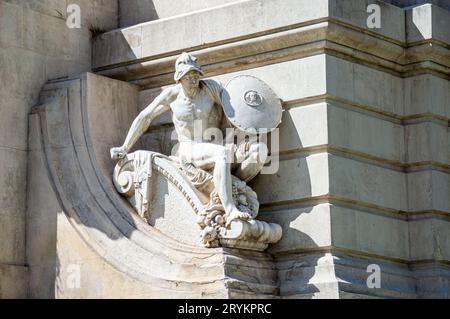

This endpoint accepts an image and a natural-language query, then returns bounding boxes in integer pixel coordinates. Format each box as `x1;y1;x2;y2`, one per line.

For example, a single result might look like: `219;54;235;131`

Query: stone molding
92;1;450;88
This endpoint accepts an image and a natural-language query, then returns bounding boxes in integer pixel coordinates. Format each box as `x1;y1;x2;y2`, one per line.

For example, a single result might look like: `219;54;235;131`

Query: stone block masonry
0;0;118;298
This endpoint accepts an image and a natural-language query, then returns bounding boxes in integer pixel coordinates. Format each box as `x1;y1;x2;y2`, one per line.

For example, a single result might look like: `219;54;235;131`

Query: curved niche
28;73;278;298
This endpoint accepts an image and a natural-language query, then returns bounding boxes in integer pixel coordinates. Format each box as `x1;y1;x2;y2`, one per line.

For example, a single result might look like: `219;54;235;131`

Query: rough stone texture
95;0;408;71
406;3;450;44
119;0;241;27
119;0;450;28
0;0;118;298
385;0;450;10
0;264;28;298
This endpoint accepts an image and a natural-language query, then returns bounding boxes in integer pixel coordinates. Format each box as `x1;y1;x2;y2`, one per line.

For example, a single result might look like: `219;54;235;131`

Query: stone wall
384;0;450;10
117;0;450;27
2;0;449;299
119;0;241;27
0;0;118;298
92;0;450;298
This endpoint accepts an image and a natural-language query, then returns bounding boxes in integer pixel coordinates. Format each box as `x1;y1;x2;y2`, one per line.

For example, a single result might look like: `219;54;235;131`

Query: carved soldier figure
111;52;268;224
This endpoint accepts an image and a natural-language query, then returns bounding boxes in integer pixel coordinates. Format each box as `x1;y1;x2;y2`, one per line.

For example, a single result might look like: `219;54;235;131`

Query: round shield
221;75;283;133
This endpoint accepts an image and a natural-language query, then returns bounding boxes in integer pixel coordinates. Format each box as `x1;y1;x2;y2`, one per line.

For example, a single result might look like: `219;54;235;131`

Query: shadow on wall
250;109;321;297
27;75;142;297
118;0;245;28
119;0;159;27
382;0;450;11
407;3;435;44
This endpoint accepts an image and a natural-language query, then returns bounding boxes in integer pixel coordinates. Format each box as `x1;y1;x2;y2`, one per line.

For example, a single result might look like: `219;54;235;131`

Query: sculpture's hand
110;146;127;161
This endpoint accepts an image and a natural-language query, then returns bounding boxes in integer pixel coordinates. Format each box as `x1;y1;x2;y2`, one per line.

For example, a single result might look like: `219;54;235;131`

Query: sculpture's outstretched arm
111;87;177;160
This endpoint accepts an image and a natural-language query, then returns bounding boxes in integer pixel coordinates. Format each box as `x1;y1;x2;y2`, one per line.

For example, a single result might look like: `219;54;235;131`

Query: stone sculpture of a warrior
111;52;282;249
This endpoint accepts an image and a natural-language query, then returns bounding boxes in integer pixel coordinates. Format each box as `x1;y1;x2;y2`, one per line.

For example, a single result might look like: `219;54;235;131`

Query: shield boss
221;75;282;133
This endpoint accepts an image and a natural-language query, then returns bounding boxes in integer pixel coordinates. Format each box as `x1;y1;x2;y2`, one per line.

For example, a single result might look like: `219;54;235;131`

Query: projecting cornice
92;0;450;88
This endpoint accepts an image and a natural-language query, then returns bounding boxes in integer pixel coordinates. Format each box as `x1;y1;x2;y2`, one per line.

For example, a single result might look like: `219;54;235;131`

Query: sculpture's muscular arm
111;86;178;160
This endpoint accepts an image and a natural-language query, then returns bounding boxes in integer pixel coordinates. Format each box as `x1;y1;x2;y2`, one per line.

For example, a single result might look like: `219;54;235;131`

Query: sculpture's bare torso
170;80;223;144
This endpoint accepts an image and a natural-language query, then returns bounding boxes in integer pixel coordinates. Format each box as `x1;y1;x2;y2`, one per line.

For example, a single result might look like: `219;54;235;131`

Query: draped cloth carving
113;151;282;251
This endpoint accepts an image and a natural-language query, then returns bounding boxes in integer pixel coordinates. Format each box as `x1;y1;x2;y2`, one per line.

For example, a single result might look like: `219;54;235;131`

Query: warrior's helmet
174;52;204;82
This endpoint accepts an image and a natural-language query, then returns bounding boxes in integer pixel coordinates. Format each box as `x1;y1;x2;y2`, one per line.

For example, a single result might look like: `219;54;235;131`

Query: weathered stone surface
95;0;330;68
406;121;450;165
409;216;450;261
330;154;408;211
0;214;25;265
330;205;409;260
407;170;450;213
95;0;411;70
276;253;340;299
1;0;119;297
406;4;450;44
327;103;405;163
404;74;450;119
0;1;23;48
253;153;329;205
326;55;405;116
120;0;246;27
278;103;328;152
386;0;450;11
0;94;28;151
260;204;332;254
0;148;27;222
333;254;417;298
412;263;450;298
0;264;28;298
329;0;406;42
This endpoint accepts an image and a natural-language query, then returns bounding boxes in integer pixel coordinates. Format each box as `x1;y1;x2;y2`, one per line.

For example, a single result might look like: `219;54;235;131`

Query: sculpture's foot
225;210;252;227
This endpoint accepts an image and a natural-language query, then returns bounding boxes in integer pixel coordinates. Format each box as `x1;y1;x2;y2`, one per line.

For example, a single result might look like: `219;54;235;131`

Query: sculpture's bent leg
179;142;252;224
234;142;269;182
